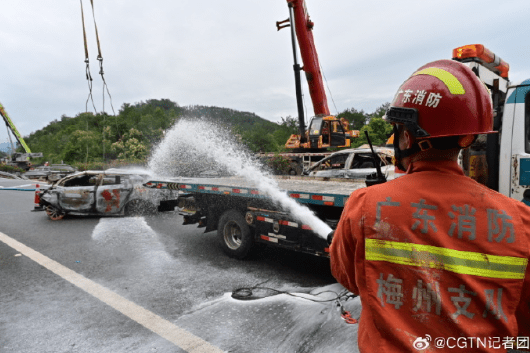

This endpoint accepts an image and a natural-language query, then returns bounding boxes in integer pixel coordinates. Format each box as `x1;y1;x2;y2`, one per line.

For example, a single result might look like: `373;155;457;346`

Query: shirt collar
406;160;464;176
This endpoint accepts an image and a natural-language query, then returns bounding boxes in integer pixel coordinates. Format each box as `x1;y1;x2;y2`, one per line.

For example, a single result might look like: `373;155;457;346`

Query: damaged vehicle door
56;173;99;212
95;174;131;214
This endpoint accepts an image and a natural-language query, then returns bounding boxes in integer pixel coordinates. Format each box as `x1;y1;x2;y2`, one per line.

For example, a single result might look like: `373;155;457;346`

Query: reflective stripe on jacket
330;160;530;352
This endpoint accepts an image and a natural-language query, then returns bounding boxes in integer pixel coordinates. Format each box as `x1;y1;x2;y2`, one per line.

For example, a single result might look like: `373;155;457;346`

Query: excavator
0;101;43;170
278;0;359;151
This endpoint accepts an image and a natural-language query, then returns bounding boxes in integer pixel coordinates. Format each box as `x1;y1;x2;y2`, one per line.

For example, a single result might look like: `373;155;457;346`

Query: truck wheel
46;205;65;221
288;162;303;176
218;209;253;259
124;199;156;216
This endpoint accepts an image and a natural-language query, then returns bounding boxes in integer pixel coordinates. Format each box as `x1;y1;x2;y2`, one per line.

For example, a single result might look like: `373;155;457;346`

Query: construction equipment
0;101;42;170
278;0;359;151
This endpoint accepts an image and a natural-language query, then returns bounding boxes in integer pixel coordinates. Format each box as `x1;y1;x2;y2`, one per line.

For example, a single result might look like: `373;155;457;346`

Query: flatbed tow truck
145;176;366;259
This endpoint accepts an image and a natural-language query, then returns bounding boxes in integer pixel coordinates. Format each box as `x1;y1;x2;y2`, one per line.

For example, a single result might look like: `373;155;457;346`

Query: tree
62;129;101;162
101;126;114;159
272;116;299;152
111;128;148;159
240;124;277;152
371;102;391;119
352;117;393;147
337;108;368;130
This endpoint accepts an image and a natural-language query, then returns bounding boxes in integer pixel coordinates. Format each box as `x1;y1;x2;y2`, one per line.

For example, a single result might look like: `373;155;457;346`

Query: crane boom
0;101;32;153
279;0;358;151
287;0;329;116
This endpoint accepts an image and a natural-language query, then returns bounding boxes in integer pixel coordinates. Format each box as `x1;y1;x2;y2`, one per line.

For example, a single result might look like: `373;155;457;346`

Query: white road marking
0;183;34;189
0;231;224;353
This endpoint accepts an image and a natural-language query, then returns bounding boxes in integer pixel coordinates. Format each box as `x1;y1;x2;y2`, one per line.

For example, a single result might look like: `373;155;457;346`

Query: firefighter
330;59;530;352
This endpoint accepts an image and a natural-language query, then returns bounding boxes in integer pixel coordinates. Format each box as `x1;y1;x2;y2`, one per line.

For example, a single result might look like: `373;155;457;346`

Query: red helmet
384;59;494;138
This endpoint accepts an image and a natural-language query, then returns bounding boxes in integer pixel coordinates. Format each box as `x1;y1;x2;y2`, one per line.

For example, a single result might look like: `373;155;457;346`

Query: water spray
148;118;332;239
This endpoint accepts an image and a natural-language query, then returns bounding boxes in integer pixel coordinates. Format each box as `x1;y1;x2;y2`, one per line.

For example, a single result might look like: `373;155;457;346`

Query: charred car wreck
302;147;395;180
37;170;179;220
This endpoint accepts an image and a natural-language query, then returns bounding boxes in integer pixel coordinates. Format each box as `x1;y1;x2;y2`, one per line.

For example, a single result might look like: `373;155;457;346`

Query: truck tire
46;205;65;221
124;199;157;216
217;209;253;259
288;162;303;176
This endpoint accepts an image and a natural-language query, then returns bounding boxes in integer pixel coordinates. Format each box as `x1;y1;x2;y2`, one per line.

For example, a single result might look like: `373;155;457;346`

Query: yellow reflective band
412;67;466;95
365;239;528;280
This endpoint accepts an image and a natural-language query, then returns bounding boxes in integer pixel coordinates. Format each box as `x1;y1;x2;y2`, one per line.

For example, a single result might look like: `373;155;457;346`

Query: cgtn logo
413;335;431;350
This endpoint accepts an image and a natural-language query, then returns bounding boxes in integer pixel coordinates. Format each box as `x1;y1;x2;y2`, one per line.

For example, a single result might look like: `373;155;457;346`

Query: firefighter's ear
402;129;414;149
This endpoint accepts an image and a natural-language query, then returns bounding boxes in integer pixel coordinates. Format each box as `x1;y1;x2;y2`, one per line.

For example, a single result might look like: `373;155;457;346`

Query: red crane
278;0;358;151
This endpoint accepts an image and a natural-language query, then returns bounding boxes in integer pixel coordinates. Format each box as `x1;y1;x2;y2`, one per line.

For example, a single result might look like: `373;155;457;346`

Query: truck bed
145;176;366;207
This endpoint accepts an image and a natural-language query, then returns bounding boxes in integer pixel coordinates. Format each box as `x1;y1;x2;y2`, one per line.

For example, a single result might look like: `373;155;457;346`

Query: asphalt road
0;178;352;353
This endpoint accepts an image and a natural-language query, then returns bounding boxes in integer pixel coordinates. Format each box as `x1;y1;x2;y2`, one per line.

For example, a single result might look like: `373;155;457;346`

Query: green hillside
23;99;294;167
22;98;391;168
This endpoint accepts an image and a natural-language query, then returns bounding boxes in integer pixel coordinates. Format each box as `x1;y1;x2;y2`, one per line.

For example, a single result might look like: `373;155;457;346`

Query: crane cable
80;0;116;117
88;0;116;117
319;63;339;116
80;0;97;114
80;0;121;164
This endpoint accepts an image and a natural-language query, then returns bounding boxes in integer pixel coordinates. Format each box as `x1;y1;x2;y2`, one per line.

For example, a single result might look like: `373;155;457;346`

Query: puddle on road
176;283;360;353
91;217;174;269
89;217;354;352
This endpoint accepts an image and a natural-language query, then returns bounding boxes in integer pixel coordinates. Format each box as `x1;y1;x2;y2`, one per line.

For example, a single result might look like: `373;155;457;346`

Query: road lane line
0;231;224;353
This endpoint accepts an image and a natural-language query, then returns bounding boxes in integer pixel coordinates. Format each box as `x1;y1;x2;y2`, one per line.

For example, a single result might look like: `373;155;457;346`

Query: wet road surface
0;178;359;352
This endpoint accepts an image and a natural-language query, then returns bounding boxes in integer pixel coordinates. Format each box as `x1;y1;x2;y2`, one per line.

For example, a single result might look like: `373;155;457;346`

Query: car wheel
45;205;65;221
124;199;157;216
217;209;253;259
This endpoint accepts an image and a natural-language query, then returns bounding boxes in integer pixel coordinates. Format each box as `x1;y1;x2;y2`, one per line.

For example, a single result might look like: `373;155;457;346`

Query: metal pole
5;124;14;159
288;3;306;143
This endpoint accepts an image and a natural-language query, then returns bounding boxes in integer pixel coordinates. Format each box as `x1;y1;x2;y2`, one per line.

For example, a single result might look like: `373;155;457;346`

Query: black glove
327;230;335;245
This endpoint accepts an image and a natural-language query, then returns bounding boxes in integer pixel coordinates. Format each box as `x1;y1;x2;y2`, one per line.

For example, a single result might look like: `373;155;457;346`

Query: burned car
302;147;395;180
25;164;77;182
38;170;179;220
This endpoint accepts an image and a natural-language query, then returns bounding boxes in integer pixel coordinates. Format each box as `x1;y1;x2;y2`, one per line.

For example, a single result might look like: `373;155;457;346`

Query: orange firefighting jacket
330;160;530;352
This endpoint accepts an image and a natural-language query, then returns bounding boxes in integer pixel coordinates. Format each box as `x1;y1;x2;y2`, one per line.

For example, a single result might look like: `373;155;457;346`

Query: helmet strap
392;125;409;172
394;142;424;172
393;126;472;172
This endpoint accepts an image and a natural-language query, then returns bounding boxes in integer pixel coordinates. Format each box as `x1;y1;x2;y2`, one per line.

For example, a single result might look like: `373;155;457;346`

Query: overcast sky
1;0;529;146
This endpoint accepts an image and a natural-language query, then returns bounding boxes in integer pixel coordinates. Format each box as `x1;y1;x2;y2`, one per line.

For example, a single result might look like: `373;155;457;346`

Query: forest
20;98;392;169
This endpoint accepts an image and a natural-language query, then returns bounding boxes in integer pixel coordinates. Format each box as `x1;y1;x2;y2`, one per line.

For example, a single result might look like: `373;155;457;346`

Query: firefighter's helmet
384;59;494;138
